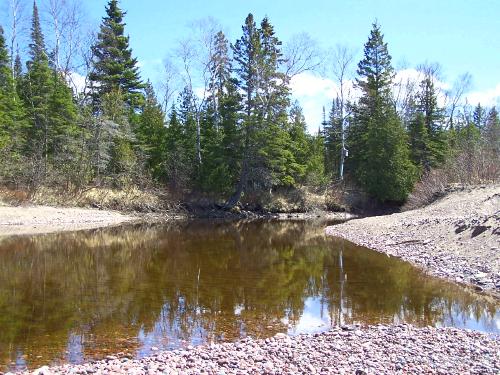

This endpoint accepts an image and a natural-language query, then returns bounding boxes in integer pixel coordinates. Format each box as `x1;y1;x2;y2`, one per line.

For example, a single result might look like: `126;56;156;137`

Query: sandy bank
326;185;500;297
15;325;499;375
0;205;136;237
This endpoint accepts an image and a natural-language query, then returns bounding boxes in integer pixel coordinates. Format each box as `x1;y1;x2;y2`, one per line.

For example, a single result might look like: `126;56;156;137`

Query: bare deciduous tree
7;0;26;75
326;45;355;179
176;17;221;165
284;32;321;77
445;72;472;129
43;0;87;78
158;56;179;114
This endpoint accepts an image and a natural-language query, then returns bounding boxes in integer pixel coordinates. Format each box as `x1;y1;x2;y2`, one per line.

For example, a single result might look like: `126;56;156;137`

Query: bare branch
284;32;321;77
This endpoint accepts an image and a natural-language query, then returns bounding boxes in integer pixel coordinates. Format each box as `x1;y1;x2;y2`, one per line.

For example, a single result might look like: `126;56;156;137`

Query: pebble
12;325;499;375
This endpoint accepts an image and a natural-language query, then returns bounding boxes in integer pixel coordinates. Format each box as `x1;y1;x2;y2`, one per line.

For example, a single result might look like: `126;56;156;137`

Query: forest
0;0;499;209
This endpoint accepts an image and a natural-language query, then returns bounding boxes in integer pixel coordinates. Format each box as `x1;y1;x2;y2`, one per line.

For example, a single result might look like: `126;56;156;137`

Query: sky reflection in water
0;220;498;371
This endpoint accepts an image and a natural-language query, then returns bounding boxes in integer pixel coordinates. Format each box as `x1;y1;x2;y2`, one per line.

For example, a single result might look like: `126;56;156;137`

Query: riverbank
326;184;500;297
14;324;499;375
0;202;355;238
0;205;137;237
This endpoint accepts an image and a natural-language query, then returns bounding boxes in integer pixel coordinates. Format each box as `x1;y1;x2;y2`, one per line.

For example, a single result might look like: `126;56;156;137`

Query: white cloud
465;84;500;107
290;69;500;133
290;72;341;133
67;71;87;94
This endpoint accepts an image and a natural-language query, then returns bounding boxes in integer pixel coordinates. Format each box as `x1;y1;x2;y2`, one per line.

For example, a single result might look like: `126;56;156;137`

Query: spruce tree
19;2;79;184
409;76;448;171
21;1;52;166
137;82;167;181
324;97;343;178
350;22;416;202
0;25;25;160
164;107;191;190
227;14;297;206
90;0;144;109
484;107;500;156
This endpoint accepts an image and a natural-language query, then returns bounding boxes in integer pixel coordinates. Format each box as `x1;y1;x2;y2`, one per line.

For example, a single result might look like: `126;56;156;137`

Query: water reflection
0;220;498;371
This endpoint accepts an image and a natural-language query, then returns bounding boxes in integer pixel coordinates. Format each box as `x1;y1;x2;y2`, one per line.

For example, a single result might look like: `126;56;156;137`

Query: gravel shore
0;205;135;237
326;185;500;297
12;324;499;375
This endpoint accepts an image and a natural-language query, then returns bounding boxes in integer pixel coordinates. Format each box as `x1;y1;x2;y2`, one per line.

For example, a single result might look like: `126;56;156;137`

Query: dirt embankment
0;205;136;237
326;185;500;296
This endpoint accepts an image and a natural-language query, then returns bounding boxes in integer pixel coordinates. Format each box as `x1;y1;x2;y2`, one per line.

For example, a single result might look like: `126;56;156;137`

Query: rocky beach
10;324;499;375
327;185;500;297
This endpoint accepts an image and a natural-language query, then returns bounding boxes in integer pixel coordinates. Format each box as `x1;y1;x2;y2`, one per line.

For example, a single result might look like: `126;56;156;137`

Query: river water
0;220;498;371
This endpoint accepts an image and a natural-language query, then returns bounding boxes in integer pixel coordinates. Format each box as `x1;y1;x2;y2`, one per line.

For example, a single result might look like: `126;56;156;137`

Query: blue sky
82;0;500;128
3;0;498;129
83;0;499;88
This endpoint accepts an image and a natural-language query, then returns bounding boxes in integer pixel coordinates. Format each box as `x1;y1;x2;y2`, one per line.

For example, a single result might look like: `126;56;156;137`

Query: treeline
0;1;498;206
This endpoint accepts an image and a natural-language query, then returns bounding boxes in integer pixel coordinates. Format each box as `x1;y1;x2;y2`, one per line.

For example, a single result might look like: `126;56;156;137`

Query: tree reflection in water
0;220;498;371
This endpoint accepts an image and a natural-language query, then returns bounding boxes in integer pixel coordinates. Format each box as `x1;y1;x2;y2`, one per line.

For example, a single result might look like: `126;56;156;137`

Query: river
0;220;498;371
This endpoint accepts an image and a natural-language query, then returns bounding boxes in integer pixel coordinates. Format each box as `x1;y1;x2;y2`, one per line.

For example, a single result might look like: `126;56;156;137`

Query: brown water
0;220;498;371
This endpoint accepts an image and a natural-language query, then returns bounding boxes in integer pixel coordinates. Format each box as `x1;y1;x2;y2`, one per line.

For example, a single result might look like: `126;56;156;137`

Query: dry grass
405;147;500;211
0;186;179;214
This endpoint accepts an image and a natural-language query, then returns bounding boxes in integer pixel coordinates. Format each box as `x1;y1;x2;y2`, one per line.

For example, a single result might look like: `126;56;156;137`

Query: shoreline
14;325;499;375
0;205;138;238
0;204;356;238
326;185;500;298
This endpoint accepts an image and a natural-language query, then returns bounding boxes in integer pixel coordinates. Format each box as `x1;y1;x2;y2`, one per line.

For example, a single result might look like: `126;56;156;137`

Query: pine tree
258;17;297;187
164;107;191;190
350;22;417;202
100;89;137;185
409;75;448;170
0;25;25;161
484;107;499;156
472;103;486;130
408;112;430;169
21;2;51;165
19;2;79;185
90;0;144;110
324;97;343;178
137;82;167;181
226;14;296;206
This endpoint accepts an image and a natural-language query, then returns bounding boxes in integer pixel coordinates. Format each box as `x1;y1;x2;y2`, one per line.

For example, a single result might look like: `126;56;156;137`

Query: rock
32;366;51;375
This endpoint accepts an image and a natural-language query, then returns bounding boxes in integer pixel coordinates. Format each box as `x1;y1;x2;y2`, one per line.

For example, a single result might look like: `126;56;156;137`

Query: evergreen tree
408;112;430;169
0;24;26;174
350;22;416;202
258;17;297;187
90;0;144;110
409;75;448;171
164;107;191;190
484;107;500;156
209;31;231;130
227;14;296;206
472;103;486;130
21;1;52;168
324;97;343;178
137;82;167;181
18;2;79;185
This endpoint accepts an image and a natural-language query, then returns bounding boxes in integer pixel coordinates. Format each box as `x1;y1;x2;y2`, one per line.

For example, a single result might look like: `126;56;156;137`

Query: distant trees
0;3;497;206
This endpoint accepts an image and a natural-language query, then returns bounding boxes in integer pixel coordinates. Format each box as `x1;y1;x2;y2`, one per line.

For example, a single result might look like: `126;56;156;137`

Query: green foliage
137;83;167;181
324;98;343;178
15;3;79;186
100;90;138;185
409;76;448;171
350;22;417;202
90;0;144;110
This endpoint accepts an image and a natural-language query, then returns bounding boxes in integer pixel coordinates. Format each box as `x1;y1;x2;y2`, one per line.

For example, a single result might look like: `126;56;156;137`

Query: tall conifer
350;22;416;202
90;0;144;109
